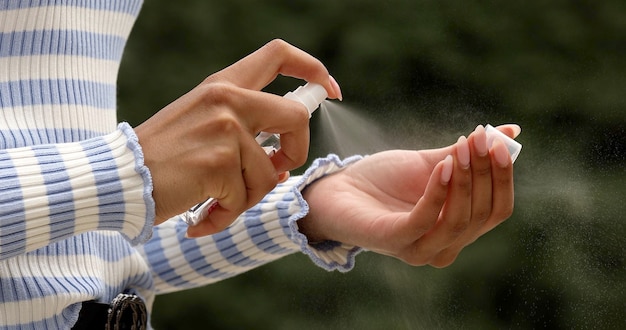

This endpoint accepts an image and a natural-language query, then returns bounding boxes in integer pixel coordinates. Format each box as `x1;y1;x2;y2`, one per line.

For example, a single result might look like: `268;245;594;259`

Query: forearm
138;177;304;294
139;154;364;294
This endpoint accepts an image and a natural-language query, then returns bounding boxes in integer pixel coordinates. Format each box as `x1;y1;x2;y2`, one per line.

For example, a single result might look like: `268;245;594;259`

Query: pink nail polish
510;124;522;138
493;138;510;167
474;125;488;157
329;75;343;101
457;136;470;168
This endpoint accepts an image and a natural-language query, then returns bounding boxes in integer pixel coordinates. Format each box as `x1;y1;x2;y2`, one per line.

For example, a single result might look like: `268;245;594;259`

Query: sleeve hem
288;154;365;272
117;122;155;245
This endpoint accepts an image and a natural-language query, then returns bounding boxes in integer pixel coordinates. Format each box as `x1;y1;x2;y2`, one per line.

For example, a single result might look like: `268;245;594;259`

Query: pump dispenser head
283;82;328;117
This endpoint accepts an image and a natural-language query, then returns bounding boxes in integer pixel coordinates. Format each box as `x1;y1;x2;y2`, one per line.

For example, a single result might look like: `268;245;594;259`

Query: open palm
300;125;518;268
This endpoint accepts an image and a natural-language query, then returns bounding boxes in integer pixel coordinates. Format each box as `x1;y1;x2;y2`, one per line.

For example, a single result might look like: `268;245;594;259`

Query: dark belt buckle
74;293;147;330
107;293;148;330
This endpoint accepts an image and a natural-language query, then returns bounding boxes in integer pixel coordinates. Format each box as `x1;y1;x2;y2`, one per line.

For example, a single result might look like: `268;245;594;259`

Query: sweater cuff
116;122;155;244
288;154;364;272
0;123;154;258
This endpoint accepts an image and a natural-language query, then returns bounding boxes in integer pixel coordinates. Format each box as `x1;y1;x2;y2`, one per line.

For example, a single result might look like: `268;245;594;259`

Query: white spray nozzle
283;82;328;117
485;124;522;163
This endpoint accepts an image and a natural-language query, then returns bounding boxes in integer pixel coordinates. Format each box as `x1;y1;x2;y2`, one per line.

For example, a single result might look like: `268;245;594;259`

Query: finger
245;93;310;172
187;135;276;237
467;125;493;230
430;137;515;263
478;137;515;235
278;171;290;183
403;155;453;241
208;39;340;99
430;126;493;266
495;124;521;139
204;86;311;172
413;136;472;257
185;141;246;236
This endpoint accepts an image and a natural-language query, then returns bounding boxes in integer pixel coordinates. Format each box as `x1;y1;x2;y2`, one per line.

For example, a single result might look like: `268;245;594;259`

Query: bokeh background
117;1;625;329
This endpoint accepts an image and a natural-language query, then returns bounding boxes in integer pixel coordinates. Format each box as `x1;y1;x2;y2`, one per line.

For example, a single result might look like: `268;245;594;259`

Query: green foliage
117;0;625;328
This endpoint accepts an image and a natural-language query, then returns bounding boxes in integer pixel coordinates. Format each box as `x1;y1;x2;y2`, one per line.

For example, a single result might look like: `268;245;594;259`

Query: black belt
72;293;148;330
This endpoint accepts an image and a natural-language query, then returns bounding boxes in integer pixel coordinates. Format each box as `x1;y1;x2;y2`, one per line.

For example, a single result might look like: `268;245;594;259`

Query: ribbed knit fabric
0;1;363;329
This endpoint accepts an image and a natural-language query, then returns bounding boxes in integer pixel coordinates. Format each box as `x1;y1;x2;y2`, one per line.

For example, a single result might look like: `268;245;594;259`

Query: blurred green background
117;0;625;329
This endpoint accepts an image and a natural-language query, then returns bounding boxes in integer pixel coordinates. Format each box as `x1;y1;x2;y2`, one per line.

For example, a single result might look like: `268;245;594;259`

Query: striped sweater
0;1;362;328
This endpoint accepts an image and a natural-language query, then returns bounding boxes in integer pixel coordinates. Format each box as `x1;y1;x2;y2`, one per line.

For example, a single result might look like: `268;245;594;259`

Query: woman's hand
134;39;342;236
298;124;520;268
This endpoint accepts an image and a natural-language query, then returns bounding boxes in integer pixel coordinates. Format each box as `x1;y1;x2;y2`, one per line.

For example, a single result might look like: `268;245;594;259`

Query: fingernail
329;75;343;101
493;138;510;167
278;171;290;183
441;155;453;184
474;124;488;157
497;124;522;138
457;136;470;169
509;124;521;138
512;124;522;138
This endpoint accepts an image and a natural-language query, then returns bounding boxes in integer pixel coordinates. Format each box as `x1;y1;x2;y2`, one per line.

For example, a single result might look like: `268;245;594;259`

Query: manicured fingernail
497;124;522;138
441;155;453;184
457;136;470;169
329;75;343;101
493;138;510;167
278;171;290;183
474;124;489;157
510;124;521;138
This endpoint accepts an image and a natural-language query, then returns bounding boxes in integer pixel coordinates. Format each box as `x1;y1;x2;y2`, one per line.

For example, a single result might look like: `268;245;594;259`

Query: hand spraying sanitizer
183;82;328;226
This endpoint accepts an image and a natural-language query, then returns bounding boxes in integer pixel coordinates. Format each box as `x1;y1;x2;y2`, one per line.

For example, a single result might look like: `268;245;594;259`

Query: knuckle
290;150;309;168
199;82;236;106
208;145;239;169
493;171;513;188
406;245;434;266
202;114;245;146
264;39;291;55
429;190;447;208
405;254;430;267
455;178;472;197
473;209;491;224
449;220;470;237
430;254;457;268
494;206;514;221
217;113;244;135
474;165;492;178
293;103;311;125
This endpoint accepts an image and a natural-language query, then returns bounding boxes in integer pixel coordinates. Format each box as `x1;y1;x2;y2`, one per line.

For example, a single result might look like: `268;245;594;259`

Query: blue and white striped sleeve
0;123;154;260
137;154;364;295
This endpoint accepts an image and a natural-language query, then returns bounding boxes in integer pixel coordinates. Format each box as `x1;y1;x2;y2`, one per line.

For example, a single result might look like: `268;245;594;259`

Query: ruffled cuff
288;154;364;272
0;123;154;260
117;122;155;245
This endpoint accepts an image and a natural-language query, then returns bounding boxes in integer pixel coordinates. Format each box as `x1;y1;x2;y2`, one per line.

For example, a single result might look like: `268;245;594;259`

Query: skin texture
298;124;520;268
134;39;342;236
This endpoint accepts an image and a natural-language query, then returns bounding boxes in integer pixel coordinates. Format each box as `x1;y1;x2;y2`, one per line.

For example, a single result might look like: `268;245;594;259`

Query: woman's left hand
298;124;520;267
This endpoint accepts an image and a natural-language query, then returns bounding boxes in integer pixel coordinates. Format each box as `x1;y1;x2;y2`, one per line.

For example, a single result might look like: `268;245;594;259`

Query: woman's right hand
134;39;342;236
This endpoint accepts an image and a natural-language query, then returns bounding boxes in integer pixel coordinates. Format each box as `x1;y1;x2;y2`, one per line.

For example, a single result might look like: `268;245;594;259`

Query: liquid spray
183;83;328;226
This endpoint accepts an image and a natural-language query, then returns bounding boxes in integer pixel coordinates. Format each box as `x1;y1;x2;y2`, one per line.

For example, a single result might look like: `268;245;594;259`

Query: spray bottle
485;124;522;163
183;83;328;226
